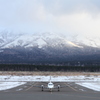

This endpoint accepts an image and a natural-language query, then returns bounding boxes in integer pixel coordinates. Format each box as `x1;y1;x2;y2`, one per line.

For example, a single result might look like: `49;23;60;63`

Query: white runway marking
16;88;23;91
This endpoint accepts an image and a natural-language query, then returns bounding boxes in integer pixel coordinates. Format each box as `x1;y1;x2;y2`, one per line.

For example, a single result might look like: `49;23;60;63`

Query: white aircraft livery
34;76;63;92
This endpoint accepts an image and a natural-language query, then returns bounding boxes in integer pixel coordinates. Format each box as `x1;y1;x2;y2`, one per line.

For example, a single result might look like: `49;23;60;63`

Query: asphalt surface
0;82;100;100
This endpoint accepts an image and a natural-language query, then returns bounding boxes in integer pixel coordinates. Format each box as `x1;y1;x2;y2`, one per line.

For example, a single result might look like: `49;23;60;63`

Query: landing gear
58;85;60;92
41;85;44;91
58;87;60;91
50;89;52;92
41;87;44;91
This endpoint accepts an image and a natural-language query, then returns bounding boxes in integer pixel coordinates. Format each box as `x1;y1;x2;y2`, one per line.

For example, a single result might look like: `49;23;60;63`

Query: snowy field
0;82;26;91
0;75;100;91
76;82;100;91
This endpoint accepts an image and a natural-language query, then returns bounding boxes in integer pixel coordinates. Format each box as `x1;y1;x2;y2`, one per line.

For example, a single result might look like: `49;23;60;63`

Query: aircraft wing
33;84;48;89
53;85;67;89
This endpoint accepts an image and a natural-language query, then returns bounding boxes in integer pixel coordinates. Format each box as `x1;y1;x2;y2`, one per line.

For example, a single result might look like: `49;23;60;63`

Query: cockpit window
49;83;53;85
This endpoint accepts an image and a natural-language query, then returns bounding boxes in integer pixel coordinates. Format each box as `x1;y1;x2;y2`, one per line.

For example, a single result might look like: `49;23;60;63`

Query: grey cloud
0;0;100;34
40;0;100;16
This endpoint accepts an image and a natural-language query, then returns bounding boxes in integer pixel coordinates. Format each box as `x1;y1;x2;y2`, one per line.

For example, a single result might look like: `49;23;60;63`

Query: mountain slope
0;32;83;49
0;32;100;64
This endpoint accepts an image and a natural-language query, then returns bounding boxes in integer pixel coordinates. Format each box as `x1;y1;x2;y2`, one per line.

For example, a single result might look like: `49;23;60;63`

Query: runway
0;82;100;100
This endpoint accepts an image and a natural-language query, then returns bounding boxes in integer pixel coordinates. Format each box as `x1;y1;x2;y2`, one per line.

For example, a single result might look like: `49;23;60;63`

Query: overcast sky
0;0;100;37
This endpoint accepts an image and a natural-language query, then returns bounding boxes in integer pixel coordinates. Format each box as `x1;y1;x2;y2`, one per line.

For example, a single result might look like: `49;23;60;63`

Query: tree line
0;64;100;72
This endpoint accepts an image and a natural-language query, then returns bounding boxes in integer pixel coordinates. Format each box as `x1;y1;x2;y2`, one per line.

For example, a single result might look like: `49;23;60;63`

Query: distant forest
0;64;100;72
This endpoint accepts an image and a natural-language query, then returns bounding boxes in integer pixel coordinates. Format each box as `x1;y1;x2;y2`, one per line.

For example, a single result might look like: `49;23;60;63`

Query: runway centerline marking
64;83;77;92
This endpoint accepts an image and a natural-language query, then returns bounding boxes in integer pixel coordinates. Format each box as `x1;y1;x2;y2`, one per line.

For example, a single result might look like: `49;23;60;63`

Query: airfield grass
0;71;100;76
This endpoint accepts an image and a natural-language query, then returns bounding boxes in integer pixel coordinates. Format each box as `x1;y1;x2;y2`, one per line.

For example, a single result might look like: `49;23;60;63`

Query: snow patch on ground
76;82;100;91
0;75;100;91
0;75;100;82
0;82;26;91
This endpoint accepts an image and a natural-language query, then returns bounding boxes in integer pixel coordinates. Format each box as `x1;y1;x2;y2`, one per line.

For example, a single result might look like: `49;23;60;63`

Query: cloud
0;0;100;38
54;12;100;37
0;0;48;33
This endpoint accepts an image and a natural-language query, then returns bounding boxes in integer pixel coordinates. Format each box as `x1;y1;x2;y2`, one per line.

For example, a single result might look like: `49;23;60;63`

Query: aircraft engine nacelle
57;85;60;91
41;85;44;87
58;85;60;88
41;85;44;91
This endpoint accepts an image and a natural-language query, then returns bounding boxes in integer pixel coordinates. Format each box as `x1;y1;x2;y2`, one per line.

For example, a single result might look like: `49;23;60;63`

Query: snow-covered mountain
66;34;100;48
0;31;100;49
0;32;82;49
0;31;100;64
0;31;21;48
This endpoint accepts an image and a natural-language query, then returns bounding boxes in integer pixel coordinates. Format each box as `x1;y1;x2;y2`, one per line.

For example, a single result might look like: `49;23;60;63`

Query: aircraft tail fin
49;76;52;83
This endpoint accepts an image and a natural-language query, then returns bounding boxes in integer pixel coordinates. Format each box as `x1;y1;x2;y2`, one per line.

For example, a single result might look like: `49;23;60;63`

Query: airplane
33;76;65;92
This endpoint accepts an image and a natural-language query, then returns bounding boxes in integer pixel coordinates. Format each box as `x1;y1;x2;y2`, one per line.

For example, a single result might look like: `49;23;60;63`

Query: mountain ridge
0;31;100;64
0;32;100;49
